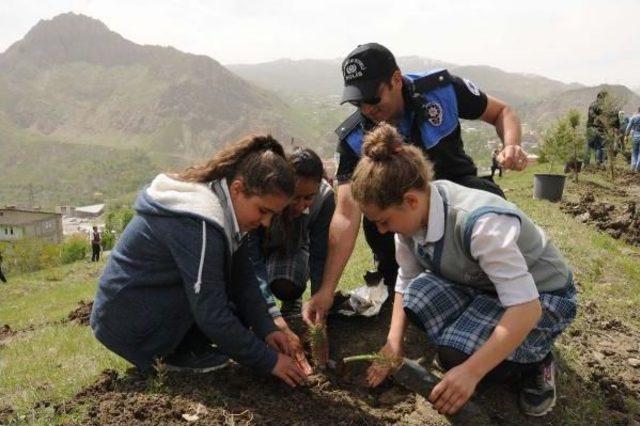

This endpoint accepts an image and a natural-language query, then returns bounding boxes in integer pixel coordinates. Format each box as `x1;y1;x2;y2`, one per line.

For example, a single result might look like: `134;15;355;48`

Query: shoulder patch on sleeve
335;111;364;141
463;78;481;96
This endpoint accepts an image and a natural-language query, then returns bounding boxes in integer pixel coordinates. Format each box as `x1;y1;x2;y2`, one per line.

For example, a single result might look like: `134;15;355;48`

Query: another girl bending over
249;147;334;371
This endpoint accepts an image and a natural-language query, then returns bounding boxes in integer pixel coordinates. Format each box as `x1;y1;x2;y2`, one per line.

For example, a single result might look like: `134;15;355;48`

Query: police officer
303;42;528;328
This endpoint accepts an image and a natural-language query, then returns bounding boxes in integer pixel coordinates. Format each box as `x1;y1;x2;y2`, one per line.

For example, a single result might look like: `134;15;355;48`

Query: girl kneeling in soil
250;148;334;333
350;123;577;417
90;135;308;387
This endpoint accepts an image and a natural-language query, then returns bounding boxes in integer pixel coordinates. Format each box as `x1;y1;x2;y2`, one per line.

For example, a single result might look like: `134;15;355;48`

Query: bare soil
35;300;640;425
66;300;93;326
561;169;640;246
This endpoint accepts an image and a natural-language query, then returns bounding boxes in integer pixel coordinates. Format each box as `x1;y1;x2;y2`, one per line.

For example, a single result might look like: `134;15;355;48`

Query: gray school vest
399;180;571;293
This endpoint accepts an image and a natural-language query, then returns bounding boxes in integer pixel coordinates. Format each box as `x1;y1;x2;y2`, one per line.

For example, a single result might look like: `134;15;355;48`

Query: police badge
425;101;443;126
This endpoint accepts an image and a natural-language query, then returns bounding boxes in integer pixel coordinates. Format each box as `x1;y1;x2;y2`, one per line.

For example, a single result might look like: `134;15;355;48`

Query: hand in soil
302;290;333;326
273;317;313;374
271;353;308;387
498;145;528;171
429;363;480;415
266;330;290;353
366;342;403;387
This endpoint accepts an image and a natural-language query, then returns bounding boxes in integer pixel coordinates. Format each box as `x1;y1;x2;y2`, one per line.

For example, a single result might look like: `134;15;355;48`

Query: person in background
0;251;7;283
626;107;640;172
91;226;102;262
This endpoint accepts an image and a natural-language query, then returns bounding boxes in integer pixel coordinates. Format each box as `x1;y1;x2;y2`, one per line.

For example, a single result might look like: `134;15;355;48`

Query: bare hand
302;290;334;326
266;331;292;354
271;353;308;387
429;364;481;415
366;341;403;388
498;145;528;171
273;317;313;375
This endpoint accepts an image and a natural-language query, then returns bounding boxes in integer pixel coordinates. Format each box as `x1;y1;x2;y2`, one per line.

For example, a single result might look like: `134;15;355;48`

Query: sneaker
163;346;230;374
518;353;556;417
280;298;302;319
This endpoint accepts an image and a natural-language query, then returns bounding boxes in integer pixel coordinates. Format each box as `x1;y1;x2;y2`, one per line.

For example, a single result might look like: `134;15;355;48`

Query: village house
0;206;63;244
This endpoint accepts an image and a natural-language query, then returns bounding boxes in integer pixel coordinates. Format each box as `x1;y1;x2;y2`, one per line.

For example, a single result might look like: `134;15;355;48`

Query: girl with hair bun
91;134;308;388
351;123;576;417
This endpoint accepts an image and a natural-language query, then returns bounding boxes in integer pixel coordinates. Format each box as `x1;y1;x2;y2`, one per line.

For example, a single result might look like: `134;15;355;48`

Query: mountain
228;56;640;129
525;84;640;127
0;13;326;157
0;13;330;208
228;57;581;106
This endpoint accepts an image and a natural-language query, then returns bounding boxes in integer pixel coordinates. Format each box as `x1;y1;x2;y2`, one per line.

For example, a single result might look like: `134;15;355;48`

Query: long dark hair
178;134;295;197
289;147;324;182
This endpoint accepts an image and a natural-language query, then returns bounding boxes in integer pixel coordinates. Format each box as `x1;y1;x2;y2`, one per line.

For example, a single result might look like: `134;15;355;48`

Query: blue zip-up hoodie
90;174;278;374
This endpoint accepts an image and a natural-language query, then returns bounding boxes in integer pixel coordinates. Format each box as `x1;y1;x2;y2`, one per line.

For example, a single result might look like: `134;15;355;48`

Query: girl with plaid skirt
349;123;576;417
249;148;335;366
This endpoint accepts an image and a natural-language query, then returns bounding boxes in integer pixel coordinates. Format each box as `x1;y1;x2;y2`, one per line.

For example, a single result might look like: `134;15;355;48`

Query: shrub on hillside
60;234;87;264
2;238;60;274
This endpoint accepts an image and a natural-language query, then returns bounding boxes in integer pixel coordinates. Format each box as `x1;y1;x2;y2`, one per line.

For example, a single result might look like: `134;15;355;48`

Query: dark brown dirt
561;192;640;245
0;323;16;348
66;300;93;326
23;298;635;425
563;299;640;418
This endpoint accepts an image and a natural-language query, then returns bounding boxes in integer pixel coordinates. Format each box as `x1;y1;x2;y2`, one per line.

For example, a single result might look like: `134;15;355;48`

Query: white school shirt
394;184;539;307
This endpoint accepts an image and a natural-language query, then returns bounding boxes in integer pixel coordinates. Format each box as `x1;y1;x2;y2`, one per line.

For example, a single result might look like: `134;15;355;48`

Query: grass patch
0;323;129;417
0;261;104;330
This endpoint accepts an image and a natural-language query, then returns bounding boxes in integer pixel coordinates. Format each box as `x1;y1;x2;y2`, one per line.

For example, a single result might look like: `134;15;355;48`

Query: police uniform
335;69;504;287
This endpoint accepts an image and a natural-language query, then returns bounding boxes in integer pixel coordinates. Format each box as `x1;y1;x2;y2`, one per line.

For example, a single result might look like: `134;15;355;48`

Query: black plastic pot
533;173;566;202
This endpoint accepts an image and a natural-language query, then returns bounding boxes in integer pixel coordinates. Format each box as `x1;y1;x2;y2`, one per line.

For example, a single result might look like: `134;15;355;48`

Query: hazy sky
1;0;639;88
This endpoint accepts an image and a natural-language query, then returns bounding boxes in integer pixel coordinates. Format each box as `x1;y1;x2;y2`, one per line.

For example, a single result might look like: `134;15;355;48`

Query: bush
1;238;60;274
103;205;135;250
60;234;87;264
539;110;584;174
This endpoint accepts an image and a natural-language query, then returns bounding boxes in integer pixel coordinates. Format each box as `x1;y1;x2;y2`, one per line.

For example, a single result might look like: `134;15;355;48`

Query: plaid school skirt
403;272;577;364
265;247;310;292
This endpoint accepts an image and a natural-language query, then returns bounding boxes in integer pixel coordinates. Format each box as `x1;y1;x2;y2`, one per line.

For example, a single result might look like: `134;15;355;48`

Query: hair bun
362;122;402;161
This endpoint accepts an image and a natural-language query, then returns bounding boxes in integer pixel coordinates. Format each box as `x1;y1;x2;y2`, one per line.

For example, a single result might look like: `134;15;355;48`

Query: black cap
340;43;398;104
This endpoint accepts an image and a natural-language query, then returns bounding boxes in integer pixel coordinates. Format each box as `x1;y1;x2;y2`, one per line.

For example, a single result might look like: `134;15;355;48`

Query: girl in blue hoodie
91;135;308;387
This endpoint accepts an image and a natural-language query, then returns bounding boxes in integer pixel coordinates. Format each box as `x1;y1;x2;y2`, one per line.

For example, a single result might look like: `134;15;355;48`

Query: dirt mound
0;324;16;347
67;300;93;326
561;192;640;245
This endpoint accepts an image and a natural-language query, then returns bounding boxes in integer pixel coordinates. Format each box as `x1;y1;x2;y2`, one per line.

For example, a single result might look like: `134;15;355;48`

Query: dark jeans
363;175;504;287
585;134;605;165
91;243;101;262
